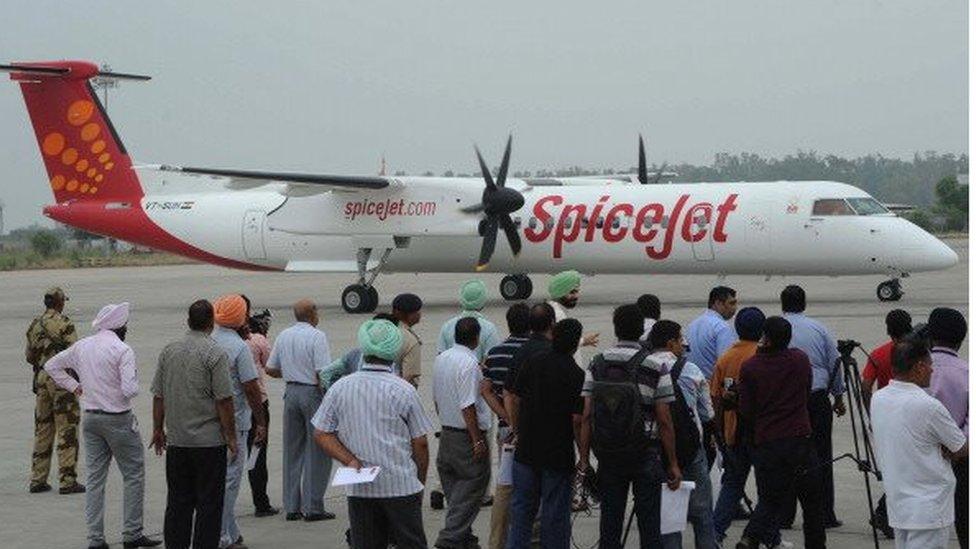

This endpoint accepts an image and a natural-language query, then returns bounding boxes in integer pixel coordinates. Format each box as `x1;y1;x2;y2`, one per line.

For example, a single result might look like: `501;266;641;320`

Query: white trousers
894;526;952;549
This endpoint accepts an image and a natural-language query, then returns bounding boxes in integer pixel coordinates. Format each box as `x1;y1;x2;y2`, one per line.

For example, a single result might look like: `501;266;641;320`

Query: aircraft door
242;210;267;260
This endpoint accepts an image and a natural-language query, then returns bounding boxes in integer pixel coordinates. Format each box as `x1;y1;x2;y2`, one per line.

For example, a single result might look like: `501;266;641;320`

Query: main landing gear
876;278;904;302
500;274;533;301
341;246;396;314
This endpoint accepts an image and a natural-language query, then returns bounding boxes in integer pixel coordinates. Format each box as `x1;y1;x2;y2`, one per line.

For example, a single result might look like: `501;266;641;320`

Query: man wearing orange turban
214;295;248;329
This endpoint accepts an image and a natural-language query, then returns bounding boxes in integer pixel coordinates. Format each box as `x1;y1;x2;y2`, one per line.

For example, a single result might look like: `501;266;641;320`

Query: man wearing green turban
359;319;403;363
437;280;501;363
547;270;599;365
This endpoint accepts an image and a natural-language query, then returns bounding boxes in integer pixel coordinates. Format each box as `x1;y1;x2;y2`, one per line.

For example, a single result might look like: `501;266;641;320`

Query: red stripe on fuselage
44;201;279;271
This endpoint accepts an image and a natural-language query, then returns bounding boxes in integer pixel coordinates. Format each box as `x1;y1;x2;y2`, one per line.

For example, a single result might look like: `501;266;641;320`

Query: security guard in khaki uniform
25;287;84;494
392;293;424;388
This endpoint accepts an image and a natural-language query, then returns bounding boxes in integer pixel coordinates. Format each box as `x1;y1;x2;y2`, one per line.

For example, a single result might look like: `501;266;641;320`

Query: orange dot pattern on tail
43;101;116;194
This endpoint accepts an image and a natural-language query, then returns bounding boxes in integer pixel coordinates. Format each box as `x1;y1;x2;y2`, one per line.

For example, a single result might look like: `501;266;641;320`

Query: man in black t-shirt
506;319;585;549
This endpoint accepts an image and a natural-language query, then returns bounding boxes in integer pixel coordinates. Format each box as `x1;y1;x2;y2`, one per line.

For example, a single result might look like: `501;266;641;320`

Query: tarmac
0;237;967;548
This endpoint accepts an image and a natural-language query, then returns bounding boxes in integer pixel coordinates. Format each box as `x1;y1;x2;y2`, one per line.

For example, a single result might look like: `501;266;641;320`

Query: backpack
589;348;657;461
668;357;702;469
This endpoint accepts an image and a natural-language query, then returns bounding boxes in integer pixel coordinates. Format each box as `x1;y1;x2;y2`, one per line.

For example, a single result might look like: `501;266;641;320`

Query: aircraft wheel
515;274;533;299
876;280;903;302
341;284;372;314
365;286;379;312
500;275;522;301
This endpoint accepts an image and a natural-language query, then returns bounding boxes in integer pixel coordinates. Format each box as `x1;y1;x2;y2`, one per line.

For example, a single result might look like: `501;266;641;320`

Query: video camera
837;339;861;357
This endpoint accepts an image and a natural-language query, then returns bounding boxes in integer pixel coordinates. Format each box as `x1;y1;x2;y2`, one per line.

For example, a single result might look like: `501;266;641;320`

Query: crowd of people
23;274;968;549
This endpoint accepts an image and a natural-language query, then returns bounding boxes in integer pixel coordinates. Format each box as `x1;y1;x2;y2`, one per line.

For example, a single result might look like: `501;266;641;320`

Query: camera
837;339;860;356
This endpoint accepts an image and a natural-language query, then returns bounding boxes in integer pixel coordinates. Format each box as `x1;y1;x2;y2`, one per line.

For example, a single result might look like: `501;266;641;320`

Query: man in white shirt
432;317;492;549
266;298;335;522
871;336;968;549
45;303;160;549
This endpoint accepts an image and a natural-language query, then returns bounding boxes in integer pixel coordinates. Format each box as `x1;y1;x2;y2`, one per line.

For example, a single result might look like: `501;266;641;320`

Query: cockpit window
846;197;889;215
812;199;855;216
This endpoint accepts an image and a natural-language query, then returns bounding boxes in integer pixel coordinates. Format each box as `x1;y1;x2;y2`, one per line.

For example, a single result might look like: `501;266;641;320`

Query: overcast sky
0;0;967;229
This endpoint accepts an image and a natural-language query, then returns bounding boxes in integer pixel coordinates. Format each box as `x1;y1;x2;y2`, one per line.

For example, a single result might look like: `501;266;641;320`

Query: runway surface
0;238;966;548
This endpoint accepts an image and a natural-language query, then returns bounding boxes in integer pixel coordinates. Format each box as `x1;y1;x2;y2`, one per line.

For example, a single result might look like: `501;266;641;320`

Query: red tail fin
5;61;148;202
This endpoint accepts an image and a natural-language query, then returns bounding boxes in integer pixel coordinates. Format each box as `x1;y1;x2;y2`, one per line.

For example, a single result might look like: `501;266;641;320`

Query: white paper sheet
660;481;697;535
497;443;515;486
331;466;382;487
246;445;260;472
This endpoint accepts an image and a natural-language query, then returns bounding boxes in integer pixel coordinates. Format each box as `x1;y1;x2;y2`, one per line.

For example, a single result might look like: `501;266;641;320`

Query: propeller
461;135;524;271
637;134;668;184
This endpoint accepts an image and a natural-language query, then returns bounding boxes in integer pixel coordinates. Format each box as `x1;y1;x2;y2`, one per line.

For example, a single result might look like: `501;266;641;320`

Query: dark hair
506;303;531;336
762;316;792;350
553;319;583;355
188;300;214;331
373;312;398;323
649;319;682;349
241;294;251;314
636;294;661;320
780;285;806;313
892;336;930;374
708;286;736;307
43;295;57;309
885;309;913;340
529;302;556;334
455;316;481;346
613;304;644;341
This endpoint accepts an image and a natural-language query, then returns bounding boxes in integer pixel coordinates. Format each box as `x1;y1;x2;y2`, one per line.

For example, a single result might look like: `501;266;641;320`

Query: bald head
293;299;319;326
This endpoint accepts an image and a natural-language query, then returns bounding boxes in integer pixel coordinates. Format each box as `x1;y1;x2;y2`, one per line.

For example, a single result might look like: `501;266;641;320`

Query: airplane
2;61;958;313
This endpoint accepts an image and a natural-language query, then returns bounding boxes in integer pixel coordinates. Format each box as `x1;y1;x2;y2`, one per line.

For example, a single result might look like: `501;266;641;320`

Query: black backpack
589;348;657;461
668;357;702;469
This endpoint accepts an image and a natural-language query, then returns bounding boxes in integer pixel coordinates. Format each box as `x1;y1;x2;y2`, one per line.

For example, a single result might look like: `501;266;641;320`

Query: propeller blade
653;162;668;184
499;214;522;257
476;217;499;271
638;135;648;185
475;146;497;192
496;135;513;188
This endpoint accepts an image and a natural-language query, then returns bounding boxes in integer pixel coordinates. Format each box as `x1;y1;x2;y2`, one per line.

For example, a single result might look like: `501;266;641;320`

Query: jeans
82;411;146;545
596;452;664;549
164;446;226;549
219;430;248;548
506;461;572;549
662;449;717;549
742;437;825;549
713;443;776;544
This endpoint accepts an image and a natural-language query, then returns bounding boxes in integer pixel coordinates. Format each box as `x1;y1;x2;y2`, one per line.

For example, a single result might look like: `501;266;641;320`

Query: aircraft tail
2;61;150;203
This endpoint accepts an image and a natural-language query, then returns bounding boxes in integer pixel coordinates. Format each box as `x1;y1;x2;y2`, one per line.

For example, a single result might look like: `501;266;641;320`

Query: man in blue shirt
686;286;738;379
779;285;845;530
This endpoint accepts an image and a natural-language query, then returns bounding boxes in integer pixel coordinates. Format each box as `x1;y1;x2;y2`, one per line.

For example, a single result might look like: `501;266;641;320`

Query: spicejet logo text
344;198;437;221
524;193;738;260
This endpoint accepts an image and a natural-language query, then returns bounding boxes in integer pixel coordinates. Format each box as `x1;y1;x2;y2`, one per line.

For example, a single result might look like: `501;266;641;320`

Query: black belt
85;409;130;416
286;381;318;387
442;426;487;434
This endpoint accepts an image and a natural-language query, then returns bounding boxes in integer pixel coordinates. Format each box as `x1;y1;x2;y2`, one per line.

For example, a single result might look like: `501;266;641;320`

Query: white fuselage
134;170;957;277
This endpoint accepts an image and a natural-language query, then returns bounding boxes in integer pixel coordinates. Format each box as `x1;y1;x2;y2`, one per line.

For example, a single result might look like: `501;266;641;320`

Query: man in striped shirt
313;319;434;549
483;303;531;549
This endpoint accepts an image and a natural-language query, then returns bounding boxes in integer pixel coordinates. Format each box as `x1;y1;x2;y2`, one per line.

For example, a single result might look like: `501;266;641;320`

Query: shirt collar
361;363;394;374
704;309;724;321
617;340;642;349
931;346;959;357
451;343;478;358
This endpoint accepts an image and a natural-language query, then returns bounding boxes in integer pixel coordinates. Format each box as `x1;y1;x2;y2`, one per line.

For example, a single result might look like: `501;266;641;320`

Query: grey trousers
283;383;332;514
436;429;491;548
82;411;145;545
220;429;248;548
349;493;427;549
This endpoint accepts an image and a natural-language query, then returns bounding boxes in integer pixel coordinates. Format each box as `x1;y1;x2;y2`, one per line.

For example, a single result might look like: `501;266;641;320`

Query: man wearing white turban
45;303;160;548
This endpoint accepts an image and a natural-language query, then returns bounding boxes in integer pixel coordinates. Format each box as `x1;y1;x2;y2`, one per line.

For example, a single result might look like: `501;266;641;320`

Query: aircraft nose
928;238;959;270
903;224;959;271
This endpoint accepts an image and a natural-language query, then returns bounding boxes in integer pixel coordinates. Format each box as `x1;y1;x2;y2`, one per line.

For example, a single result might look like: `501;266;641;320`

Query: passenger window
812;199;855;216
596;216;605;229
528;218;538;229
611;217;621;229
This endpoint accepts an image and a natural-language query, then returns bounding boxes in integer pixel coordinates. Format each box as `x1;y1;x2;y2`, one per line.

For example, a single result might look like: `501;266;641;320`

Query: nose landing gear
876;278;904;302
500;274;533;301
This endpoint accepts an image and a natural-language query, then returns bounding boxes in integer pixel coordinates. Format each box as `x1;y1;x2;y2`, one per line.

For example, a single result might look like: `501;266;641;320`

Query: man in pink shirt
244;307;278;517
925;307;968;547
45;303;160;549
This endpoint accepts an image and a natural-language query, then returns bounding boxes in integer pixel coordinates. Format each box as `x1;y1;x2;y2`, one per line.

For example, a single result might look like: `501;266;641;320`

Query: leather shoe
255;506;280;517
303;511;336;522
29;482;51;494
123;536;162;547
285;512;304;521
825;519;843;529
59;482;86;494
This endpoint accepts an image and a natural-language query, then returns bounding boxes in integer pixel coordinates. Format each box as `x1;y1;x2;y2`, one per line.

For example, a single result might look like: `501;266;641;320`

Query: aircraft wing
155;165;393;195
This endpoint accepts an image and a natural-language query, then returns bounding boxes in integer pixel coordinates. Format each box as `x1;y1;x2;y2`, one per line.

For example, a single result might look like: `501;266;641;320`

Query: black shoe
59;482;86;494
124;536;162;548
430;490;444;510
286;512;304;521
29;482;51;494
304;511;336;522
480;495;494;507
732;503;751;521
825;519;843;529
255;506;280;517
89;544;109;549
735;536;759;549
869;515;894;539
